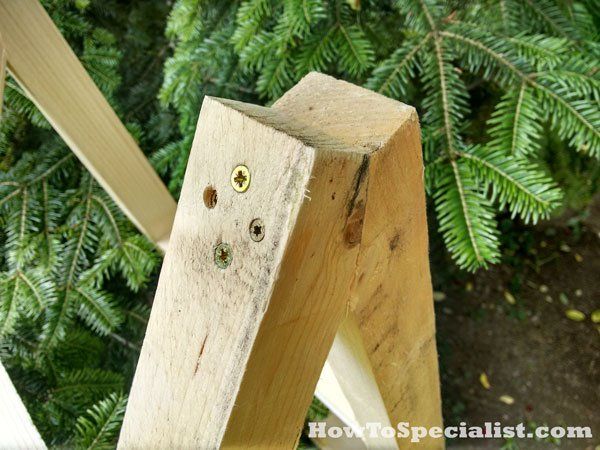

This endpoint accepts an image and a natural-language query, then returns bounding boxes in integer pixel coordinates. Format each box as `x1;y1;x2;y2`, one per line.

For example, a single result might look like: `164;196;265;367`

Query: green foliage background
0;0;598;447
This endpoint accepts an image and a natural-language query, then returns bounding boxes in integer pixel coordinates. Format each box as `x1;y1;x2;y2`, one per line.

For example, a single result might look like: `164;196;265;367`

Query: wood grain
0;362;46;449
1;5;441;443
0;25;47;450
276;73;443;449
0;0;176;248
121;73;441;448
119;96;365;448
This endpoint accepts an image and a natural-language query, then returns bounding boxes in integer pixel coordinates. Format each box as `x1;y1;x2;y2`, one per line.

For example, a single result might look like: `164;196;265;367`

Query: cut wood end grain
274;72;418;154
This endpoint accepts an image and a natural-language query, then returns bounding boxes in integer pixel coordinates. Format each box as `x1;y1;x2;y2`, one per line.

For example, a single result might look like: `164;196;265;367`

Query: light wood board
119;96;365;448
0;0;176;248
276;73;443;449
0;26;47;450
0;362;47;449
120;74;442;448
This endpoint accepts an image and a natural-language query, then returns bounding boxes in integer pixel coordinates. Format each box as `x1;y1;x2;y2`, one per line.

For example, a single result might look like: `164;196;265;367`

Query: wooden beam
1;2;441;441
120;74;441;448
0;0;176;248
0;362;47;449
0;29;47;450
316;318;398;449
0;5;357;446
119;95;366;448
275;73;443;449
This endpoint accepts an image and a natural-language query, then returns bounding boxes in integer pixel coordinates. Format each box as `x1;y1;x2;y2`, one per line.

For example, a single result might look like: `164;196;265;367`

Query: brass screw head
231;165;250;193
214;242;233;269
249;218;265;242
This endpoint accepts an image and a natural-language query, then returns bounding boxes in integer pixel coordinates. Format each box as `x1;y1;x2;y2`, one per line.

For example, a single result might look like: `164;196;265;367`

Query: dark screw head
249;218;265;242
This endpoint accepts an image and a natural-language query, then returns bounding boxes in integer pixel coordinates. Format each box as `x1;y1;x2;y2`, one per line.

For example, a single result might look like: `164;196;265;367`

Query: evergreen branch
499;0;509;32
451;160;480;262
41;179;57;265
0;153;74;208
434;161;500;271
417;0;437;30
75;286;123;336
17;270;48;312
43;179;95;347
521;0;578;40
434;37;456;155
366;33;431;97
511;83;527;154
42;290;75;348
458;146;563;222
294;26;337;74
74;392;127;450
0;277;19;336
440;30;527;80
0;187;21;208
532;81;600;155
52;368;123;401
487;84;543;157
19;188;28;241
35;153;75;182
505;33;566;70
108;332;141;352
440;29;600;155
91;195;123;245
257;56;294;99
67;179;94;288
125;308;148;325
335;24;374;77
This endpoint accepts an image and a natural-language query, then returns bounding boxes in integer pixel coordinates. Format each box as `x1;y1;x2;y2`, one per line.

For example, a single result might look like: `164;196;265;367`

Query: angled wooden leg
275;74;443;449
0;2;376;443
0;0;176;247
0;28;48;450
1;3;441;446
317;316;398;449
119;96;367;448
120;74;441;448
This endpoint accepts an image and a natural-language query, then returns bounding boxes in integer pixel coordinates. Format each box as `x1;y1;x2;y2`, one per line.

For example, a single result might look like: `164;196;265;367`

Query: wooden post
0;4;361;446
119;74;442;448
0;362;47;449
275;74;443;448
0;3;441;444
0;36;46;448
0;0;176;248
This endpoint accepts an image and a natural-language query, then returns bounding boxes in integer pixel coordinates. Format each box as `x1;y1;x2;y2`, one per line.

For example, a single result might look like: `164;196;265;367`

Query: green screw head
214;242;233;269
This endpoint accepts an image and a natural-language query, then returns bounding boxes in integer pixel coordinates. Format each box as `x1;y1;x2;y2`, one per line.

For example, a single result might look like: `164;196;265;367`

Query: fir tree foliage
0;1;170;446
160;0;598;271
74;392;127;450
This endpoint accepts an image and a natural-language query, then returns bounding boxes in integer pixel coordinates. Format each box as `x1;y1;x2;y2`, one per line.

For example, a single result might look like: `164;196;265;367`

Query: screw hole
203;186;218;209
